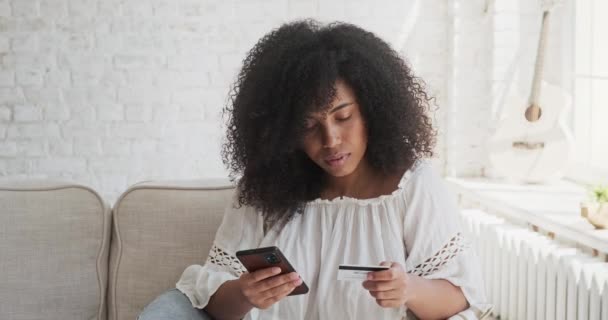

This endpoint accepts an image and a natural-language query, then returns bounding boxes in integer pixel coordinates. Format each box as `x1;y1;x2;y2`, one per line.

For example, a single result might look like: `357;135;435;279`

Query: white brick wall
0;0;571;204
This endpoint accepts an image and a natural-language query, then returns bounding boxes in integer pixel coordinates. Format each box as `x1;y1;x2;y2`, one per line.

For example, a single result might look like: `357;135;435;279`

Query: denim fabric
137;288;214;320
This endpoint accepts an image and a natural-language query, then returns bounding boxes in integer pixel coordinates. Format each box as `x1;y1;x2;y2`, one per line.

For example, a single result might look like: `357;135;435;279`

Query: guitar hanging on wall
487;0;573;183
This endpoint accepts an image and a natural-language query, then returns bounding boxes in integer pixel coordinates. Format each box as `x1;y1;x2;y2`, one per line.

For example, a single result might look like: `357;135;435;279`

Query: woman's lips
324;153;350;168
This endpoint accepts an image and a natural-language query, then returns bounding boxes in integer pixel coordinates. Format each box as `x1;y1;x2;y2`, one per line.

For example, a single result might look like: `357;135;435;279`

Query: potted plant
581;185;608;229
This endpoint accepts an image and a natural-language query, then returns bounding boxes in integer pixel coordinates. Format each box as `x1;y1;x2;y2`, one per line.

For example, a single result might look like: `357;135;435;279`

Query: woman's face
301;79;368;177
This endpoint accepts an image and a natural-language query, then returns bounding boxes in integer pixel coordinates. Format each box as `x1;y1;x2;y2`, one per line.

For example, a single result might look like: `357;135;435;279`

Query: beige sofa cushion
108;179;234;320
0;180;111;320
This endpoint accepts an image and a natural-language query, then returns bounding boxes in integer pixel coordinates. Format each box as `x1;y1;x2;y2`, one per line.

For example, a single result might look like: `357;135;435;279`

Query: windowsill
446;177;608;255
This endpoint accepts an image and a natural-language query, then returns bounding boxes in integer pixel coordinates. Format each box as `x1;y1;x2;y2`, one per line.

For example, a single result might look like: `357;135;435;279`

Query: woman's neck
321;161;402;200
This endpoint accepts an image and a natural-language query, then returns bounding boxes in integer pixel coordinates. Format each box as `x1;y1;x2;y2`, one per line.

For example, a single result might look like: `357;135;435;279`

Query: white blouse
176;160;493;319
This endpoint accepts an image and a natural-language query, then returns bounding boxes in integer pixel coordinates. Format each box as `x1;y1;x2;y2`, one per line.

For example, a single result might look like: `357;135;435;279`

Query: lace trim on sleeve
206;244;247;276
410;232;469;277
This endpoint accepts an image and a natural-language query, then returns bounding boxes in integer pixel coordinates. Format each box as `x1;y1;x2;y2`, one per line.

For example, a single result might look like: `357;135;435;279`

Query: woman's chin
322;165;355;178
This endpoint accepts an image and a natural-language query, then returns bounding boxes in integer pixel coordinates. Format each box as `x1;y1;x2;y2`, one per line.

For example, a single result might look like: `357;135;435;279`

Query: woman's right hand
237;267;302;309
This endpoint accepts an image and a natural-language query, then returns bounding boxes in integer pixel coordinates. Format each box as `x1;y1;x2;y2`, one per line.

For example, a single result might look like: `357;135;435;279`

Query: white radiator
460;209;608;320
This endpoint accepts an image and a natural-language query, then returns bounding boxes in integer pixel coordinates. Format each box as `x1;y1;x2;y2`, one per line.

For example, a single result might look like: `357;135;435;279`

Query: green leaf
591;185;608;203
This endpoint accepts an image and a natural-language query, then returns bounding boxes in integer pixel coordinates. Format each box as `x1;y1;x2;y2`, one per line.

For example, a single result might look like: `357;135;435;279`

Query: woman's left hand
362;261;413;308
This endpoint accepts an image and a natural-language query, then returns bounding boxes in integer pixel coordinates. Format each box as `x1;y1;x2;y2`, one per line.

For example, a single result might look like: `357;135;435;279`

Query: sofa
0;179;235;320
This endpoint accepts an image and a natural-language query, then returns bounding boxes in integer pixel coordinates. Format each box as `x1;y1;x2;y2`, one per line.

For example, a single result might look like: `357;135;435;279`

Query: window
570;0;608;184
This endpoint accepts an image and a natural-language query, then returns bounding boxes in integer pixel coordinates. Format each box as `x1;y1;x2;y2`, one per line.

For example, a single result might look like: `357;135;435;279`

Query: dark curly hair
221;19;436;224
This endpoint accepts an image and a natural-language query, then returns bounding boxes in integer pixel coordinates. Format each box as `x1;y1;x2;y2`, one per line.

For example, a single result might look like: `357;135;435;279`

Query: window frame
566;0;608;185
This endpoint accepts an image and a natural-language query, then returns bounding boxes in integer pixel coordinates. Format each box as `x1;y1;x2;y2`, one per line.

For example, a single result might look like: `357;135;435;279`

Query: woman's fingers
362;279;396;291
255;277;302;309
261;277;302;301
368;288;404;300
362;262;411;308
256;272;300;296
240;269;302;309
249;267;282;282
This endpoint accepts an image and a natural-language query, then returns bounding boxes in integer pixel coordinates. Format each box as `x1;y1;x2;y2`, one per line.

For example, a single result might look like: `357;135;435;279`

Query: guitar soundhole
525;106;542;122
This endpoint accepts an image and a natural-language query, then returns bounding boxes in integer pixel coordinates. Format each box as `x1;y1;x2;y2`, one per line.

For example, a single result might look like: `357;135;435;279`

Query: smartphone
236;246;309;296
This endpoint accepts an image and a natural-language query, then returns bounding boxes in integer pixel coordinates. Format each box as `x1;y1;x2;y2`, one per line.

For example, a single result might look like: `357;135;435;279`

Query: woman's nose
322;126;341;148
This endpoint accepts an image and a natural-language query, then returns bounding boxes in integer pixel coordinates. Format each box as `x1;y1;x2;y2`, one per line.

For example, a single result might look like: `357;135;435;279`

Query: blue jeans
137;288;214;320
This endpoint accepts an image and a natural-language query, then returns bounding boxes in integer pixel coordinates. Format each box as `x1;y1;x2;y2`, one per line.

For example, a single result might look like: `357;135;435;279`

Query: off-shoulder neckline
307;159;427;206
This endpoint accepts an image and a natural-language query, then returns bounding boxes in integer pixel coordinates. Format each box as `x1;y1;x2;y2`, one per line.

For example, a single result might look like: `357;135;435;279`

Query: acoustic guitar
487;0;573;183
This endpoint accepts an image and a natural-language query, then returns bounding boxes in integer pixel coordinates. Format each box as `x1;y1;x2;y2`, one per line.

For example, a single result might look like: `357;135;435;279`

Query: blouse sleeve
175;192;265;312
402;163;493;320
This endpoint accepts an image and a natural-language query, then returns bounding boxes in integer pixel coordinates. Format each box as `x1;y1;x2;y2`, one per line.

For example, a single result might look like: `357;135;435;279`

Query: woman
139;19;492;320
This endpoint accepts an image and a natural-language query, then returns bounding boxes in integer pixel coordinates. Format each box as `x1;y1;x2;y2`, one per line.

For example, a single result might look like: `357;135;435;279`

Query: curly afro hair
221;19;436;224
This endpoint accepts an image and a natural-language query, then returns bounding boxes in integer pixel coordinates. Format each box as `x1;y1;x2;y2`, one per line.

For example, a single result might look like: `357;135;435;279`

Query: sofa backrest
108;179;235;320
0;180;111;320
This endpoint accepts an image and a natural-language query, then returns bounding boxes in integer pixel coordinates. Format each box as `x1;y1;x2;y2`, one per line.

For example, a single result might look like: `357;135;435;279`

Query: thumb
379;261;392;267
390;262;404;270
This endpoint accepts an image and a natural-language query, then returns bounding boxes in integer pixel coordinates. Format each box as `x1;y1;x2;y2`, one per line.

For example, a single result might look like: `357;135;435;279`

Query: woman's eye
304;120;317;130
336;114;352;121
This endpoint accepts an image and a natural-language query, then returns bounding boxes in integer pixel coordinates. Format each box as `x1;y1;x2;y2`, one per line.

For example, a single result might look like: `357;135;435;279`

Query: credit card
337;264;390;281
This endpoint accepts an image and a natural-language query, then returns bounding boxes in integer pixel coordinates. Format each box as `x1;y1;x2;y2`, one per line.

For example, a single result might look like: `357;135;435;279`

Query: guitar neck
528;10;551;107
